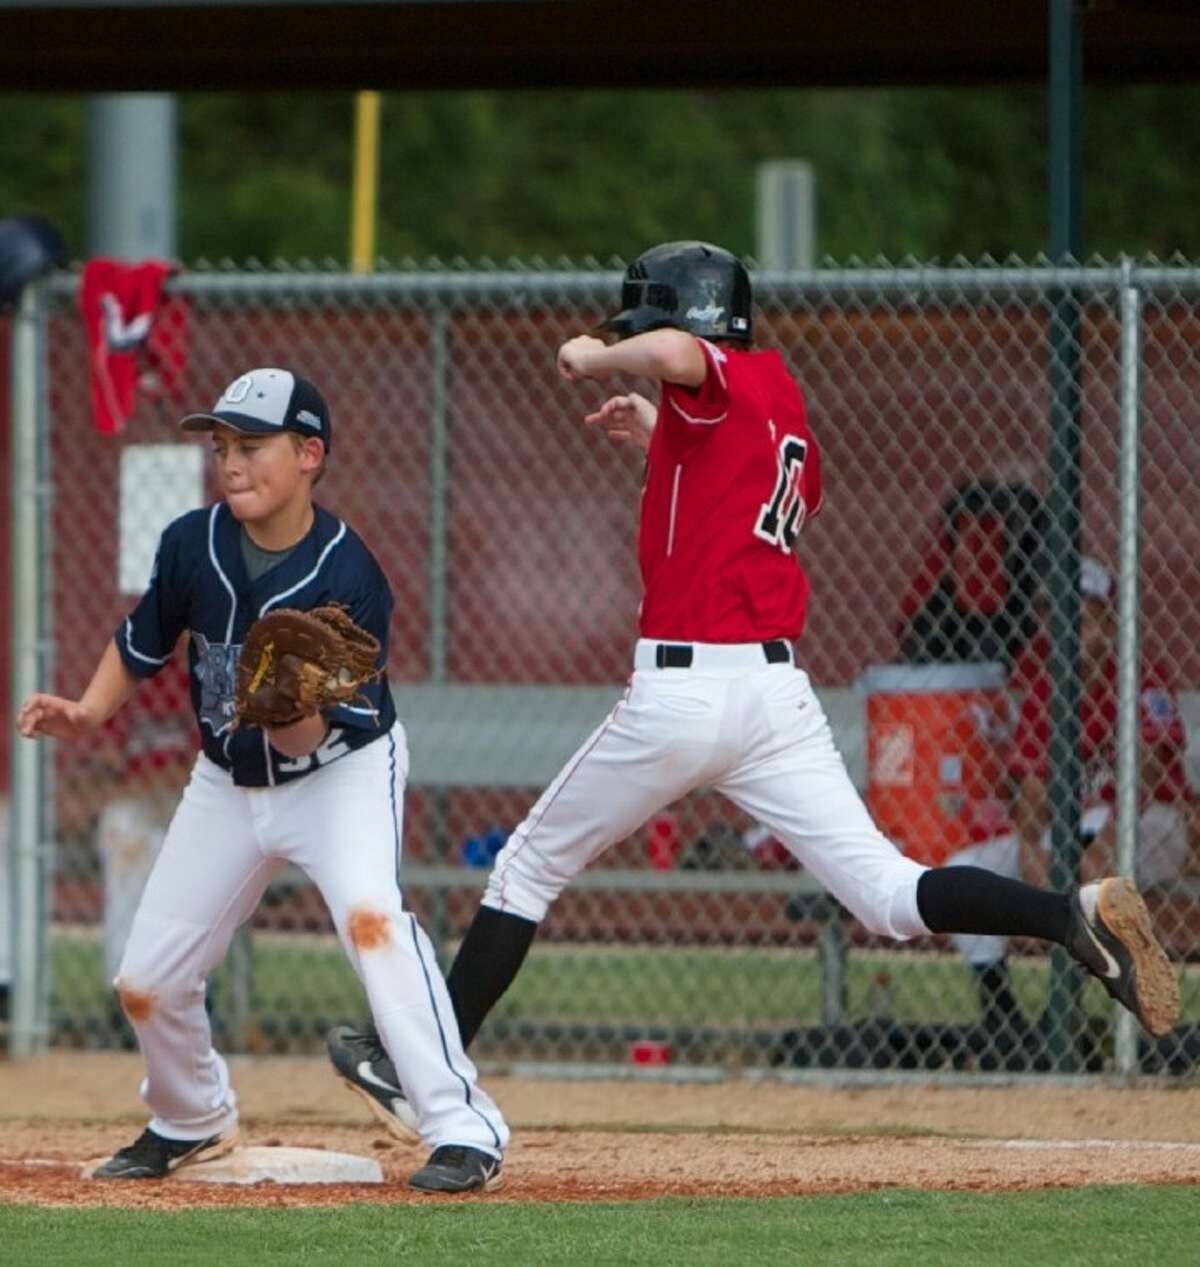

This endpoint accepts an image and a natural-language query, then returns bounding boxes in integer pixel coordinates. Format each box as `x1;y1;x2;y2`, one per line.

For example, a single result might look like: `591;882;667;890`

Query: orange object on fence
862;663;1012;866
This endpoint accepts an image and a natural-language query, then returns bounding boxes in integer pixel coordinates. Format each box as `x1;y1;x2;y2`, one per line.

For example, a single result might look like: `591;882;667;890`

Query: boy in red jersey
328;244;1178;1131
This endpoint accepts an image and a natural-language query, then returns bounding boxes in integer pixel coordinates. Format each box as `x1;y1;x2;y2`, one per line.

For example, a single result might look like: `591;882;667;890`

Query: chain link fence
5;261;1199;1079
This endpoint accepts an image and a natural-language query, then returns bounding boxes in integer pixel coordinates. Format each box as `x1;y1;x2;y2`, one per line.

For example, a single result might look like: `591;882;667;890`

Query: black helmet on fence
0;215;67;306
599;240;753;343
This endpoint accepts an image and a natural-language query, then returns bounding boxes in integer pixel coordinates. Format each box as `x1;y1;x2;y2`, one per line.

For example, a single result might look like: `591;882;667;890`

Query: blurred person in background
897;479;1046;670
948;556;1196;1032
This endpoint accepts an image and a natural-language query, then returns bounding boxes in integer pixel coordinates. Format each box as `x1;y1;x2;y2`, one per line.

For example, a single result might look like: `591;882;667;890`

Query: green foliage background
2;86;1199;264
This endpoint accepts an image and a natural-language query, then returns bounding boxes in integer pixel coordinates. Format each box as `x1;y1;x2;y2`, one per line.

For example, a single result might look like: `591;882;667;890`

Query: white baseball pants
485;640;929;940
97;791;174;979
116;726;507;1156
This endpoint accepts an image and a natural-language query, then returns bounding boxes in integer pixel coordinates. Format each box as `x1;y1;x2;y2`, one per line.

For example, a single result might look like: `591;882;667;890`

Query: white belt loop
633;639;793;671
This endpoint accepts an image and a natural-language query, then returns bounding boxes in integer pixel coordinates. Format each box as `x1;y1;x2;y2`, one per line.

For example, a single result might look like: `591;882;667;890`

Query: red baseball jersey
1008;644;1190;808
638;339;822;642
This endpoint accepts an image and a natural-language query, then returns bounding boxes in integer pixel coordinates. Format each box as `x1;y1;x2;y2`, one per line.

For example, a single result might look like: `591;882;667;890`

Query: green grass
1;1187;1194;1267
51;930;1200;1039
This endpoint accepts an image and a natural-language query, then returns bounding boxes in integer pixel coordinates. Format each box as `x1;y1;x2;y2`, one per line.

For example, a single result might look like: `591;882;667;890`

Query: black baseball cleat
89;1126;238;1180
409;1144;502;1194
326;1023;420;1145
1065;877;1180;1038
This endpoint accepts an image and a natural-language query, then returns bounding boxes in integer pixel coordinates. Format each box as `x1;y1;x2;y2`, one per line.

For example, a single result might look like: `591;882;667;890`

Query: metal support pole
429;312;450;686
427;312;452;961
223;925;254;1052
1113;262;1142;1077
88;94;178;260
350;91;381;274
8;282;51;1059
1045;0;1085;1072
818;916;848;1027
756;161;816;270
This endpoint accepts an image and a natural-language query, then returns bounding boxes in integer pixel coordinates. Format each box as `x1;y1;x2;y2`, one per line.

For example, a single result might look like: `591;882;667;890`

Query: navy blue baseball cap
181;368;332;454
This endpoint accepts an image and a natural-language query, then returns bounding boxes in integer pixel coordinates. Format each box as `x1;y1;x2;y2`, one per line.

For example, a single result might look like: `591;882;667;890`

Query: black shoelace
114;1129;169;1162
353;1028;388;1064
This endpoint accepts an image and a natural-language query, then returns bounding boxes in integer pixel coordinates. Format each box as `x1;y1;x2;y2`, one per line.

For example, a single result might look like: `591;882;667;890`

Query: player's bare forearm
266;711;330;759
1081;817;1116;882
18;640;139;741
557;330;706;387
1014;774;1049;886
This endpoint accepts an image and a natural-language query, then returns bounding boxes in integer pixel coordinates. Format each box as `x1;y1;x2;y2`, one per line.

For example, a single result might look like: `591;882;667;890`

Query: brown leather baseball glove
232;604;382;730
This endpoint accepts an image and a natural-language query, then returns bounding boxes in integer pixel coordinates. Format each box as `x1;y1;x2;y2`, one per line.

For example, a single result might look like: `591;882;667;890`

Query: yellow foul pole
350;91;381;273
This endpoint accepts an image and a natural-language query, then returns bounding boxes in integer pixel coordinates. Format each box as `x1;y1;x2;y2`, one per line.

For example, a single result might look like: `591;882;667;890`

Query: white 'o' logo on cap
224;375;254;404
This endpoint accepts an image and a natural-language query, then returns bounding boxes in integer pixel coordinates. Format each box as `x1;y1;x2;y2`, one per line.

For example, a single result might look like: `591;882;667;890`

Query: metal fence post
1043;287;1085;1072
426;309;452;962
1044;0;1086;1074
223;923;254;1052
429;309;450;687
8;281;51;1060
1113;261;1142;1078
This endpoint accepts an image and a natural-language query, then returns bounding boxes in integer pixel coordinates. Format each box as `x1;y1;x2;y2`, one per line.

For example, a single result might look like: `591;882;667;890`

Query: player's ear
295;435;325;475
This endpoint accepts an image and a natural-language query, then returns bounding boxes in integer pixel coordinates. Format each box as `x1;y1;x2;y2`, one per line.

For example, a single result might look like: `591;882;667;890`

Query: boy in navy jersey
20;368;506;1193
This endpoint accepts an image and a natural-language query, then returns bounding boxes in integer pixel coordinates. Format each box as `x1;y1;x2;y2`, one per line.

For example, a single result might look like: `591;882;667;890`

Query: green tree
4;85;1200;266
0;97;86;252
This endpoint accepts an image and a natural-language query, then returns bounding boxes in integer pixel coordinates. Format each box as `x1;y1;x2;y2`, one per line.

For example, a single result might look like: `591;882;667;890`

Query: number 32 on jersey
754;435;809;553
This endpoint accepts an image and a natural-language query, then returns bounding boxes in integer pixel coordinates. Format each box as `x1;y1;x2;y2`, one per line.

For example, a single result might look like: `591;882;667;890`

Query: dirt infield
2;1054;1199;1207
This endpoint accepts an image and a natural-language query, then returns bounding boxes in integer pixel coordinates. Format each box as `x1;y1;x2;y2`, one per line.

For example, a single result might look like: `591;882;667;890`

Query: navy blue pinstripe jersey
116;501;397;788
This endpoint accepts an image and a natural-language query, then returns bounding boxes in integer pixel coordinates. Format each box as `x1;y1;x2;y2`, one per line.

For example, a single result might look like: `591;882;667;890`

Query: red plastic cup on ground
630;1040;672;1065
646;813;680;870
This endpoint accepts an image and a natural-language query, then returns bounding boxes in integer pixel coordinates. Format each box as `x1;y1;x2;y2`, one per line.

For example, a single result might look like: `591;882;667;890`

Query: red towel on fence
80;259;188;434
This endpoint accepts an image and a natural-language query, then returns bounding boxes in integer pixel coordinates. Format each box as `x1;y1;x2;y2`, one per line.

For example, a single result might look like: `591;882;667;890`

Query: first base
173;1146;383;1185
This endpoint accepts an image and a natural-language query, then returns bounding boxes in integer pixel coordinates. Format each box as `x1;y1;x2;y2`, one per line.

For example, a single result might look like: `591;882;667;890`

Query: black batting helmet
599;241;753;343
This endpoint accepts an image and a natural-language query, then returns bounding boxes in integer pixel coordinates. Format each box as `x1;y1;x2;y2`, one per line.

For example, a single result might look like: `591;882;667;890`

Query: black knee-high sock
917;867;1071;945
447;906;538;1049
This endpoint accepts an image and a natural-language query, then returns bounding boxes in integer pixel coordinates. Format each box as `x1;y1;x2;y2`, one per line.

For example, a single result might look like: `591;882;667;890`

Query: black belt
654;640;792;669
